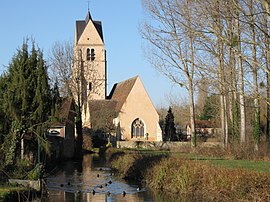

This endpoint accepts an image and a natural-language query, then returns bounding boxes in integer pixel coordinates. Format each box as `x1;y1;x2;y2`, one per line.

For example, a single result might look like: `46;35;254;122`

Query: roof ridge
117;75;139;85
108;76;139;112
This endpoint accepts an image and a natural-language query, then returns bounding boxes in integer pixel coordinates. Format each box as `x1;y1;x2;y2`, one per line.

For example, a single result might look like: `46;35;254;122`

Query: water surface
45;154;157;201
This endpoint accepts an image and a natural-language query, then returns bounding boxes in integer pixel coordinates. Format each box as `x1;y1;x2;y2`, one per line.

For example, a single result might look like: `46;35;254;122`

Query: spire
85;1;92;23
85;11;92;23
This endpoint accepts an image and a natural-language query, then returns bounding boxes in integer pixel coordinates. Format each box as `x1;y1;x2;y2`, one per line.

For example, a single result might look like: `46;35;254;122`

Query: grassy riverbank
108;148;270;201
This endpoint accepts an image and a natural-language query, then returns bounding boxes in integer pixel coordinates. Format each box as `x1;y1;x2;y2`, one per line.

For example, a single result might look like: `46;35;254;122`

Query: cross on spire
87;0;90;12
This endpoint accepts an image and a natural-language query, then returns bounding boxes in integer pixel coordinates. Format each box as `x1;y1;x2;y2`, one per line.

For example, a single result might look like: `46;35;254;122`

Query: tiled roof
186;120;215;128
75;12;104;43
108;76;138;113
89;100;117;129
52;97;76;126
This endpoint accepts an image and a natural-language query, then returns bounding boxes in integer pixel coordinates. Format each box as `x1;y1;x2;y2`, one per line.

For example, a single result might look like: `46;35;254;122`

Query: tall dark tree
164;107;177;141
199;96;216;121
0;75;10;143
51;79;62;116
1;40;52;165
32;51;51;122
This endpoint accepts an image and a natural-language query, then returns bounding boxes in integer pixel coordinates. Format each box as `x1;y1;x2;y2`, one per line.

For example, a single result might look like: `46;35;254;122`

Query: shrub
27;165;40;180
111;152;167;180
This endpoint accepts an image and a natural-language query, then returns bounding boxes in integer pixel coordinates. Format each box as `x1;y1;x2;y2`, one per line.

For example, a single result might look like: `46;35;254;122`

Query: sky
0;0;185;107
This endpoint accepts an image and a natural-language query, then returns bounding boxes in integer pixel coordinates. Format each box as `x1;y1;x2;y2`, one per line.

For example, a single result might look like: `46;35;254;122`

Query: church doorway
131;118;145;138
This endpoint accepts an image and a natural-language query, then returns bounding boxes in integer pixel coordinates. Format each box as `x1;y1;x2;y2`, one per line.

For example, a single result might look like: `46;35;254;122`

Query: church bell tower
74;11;107;100
73;10;107;127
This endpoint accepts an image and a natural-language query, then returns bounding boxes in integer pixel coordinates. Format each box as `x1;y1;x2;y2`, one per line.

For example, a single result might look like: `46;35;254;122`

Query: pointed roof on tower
75;11;104;43
85;11;92;23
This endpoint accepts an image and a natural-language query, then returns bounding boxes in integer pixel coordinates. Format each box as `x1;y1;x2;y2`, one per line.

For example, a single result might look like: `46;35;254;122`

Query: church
72;10;162;142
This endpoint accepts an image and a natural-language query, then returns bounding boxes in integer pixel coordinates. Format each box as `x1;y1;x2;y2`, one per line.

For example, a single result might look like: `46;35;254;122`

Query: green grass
170;152;270;173
169;153;270;172
108;148;270;173
210;159;270;172
129;149;270;173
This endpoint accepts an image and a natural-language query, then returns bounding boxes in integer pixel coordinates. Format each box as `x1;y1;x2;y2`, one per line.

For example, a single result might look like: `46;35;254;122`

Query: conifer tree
164;107;176;141
0;75;10;143
32;51;51;122
51;79;62;116
199;96;214;121
1;40;52;165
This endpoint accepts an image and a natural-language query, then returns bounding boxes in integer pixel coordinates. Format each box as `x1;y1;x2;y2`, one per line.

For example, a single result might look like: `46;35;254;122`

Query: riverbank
0;180;43;201
0;185;36;201
108;148;270;201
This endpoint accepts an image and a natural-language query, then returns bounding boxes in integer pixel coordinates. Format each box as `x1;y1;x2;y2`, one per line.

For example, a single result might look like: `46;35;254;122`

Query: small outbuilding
47;97;76;160
186;120;219;140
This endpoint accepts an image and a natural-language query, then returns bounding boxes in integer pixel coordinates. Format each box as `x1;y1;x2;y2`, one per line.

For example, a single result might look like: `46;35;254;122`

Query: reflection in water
45;154;155;202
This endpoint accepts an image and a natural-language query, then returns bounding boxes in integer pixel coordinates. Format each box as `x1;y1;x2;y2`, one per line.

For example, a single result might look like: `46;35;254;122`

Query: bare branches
48;40;73;96
142;0;270;147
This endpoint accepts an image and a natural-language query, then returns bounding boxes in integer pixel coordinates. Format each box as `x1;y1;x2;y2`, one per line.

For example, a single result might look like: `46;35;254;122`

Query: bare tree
246;0;260;150
263;1;270;148
48;40;105;157
234;0;246;144
141;0;200;146
48;40;73;96
142;0;270;150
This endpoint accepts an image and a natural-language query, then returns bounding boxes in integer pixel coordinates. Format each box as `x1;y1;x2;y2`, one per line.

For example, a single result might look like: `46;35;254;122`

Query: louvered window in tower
89;82;92;91
86;48;91;61
91;48;95;61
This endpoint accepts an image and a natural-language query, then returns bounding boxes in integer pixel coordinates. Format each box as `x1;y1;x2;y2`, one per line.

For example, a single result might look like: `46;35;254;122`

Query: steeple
74;9;107;103
85;11;92;24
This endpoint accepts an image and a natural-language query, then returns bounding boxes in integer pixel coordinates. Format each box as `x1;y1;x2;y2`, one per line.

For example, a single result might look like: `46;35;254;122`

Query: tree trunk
226;0;238;144
264;2;270;149
188;80;196;147
21;138;24;160
249;0;260;151
74;50;83;159
187;0;196;147
235;0;246;144
215;0;228;147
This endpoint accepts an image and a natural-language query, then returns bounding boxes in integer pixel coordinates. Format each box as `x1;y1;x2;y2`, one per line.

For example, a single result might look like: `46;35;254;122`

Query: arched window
86;48;91;61
131;118;145;138
91;48;95;61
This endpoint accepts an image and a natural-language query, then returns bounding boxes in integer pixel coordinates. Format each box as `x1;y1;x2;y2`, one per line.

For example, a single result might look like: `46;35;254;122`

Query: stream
44;154;167;202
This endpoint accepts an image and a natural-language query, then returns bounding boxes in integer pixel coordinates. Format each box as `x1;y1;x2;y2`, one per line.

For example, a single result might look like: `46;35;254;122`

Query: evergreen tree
199;96;217;121
164;107;176;141
32;51;51;122
51;79;62;117
0;75;10;143
1;40;52;165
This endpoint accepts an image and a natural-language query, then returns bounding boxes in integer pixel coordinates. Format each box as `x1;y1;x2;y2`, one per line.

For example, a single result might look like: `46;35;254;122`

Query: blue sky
0;0;184;107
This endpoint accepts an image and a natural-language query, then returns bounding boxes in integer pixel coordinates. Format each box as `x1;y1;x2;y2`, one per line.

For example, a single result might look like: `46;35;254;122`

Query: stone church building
72;10;162;141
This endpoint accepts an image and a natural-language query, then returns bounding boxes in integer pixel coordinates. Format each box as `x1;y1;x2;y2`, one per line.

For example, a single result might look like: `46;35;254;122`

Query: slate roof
108;76;138;113
85;11;92;22
76;11;104;43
